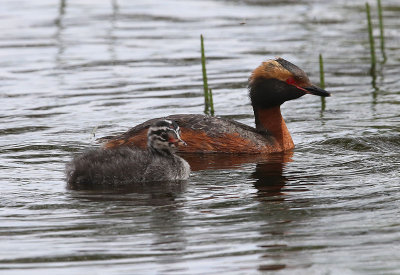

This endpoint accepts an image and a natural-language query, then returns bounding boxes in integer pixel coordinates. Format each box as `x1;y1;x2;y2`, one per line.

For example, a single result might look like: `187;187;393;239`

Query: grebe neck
253;106;294;151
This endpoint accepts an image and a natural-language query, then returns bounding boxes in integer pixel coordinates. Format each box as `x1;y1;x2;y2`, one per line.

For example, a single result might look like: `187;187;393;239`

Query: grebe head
249;58;330;109
147;120;186;153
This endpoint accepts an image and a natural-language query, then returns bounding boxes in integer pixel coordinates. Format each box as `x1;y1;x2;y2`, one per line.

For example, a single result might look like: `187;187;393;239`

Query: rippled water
1;0;399;274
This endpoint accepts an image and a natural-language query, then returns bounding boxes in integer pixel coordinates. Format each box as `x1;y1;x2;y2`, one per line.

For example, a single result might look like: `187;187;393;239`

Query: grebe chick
66;120;190;189
101;58;331;154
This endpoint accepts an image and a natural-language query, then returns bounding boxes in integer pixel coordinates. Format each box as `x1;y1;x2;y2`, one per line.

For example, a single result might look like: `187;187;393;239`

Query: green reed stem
319;54;326;111
377;0;386;61
209;88;214;116
366;3;376;71
200;34;209;114
319;54;325;90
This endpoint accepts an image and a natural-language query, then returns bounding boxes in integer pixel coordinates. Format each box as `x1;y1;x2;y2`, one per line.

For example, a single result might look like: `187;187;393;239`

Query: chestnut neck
253;106;294;151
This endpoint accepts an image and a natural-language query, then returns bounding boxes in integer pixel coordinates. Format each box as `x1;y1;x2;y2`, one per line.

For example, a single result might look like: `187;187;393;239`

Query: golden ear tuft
250;59;293;83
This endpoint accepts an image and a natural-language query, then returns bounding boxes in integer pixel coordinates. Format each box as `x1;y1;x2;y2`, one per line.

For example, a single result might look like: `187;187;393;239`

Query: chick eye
161;133;168;140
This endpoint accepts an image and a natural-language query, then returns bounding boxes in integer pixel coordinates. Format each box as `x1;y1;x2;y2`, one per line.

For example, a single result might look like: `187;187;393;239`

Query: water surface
1;0;399;274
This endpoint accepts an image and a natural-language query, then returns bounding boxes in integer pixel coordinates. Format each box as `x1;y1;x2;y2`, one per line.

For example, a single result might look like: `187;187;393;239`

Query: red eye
286;77;296;85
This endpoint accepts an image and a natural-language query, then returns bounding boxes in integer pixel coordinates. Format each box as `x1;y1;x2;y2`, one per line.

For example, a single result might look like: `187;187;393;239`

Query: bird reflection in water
251;151;293;198
182;151;293;197
68;180;187;208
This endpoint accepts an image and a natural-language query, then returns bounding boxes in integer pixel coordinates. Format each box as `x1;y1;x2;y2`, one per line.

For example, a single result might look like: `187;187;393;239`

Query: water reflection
68;180;188;269
69;180;187;206
251;151;292;198
250;152;315;272
149;199;187;269
55;0;66;86
182;151;293;198
108;0;119;63
181;152;292;172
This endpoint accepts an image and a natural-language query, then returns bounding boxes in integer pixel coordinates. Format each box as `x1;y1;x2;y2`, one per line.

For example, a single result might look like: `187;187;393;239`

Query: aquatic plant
200;34;215;116
200;34;209;114
319;54;326;111
209;88;214;116
365;3;376;72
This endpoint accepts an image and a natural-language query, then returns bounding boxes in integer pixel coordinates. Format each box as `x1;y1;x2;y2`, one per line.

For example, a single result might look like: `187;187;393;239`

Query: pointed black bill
305;85;331;97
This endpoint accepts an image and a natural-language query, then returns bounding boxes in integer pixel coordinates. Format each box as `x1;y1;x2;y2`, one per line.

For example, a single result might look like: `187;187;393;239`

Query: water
1;0;399;274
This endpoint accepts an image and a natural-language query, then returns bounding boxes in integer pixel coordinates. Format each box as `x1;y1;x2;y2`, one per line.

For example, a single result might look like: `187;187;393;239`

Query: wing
100;114;276;153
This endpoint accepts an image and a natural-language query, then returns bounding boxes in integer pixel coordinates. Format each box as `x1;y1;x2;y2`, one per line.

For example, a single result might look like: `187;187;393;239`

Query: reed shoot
319;54;325;90
319;54;326;111
200;34;209;114
365;3;376;71
209;88;214;116
200;35;215;116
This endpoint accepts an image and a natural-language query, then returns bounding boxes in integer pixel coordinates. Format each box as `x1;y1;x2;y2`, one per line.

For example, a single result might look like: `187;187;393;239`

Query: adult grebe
101;58;330;154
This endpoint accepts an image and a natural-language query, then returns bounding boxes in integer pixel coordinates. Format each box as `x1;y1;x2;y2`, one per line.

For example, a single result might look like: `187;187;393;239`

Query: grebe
101;58;330;154
66;120;190;189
